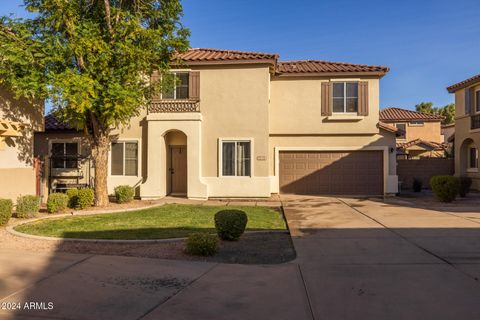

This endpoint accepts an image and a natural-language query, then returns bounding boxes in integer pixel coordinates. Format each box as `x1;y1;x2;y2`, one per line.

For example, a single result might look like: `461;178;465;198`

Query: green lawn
15;204;286;240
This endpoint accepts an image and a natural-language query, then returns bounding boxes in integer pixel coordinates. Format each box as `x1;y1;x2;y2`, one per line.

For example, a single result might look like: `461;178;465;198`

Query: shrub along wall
397;158;454;191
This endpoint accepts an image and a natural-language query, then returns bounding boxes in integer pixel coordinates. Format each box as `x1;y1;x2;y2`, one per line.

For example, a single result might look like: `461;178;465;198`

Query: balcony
471;114;480;130
149;100;200;113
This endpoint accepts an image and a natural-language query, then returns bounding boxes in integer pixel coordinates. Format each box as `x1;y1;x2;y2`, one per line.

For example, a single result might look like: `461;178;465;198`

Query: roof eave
274;71;388;78
172;59;278;67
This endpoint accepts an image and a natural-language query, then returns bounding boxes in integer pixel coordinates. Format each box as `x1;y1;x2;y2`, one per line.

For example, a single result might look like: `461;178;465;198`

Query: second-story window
333;82;358;113
163;72;189;100
395;123;406;139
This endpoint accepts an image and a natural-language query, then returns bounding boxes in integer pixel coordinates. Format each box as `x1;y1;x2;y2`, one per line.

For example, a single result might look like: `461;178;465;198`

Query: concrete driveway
1;195;480;319
282;195;480;320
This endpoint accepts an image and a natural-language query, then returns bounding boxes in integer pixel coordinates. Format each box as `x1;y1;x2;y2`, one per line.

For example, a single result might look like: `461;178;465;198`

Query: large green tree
415;101;455;125
0;0;189;206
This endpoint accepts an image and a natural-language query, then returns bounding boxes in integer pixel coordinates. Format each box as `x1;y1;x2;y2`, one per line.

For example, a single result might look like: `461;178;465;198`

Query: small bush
412;178;423;192
15;195;41;218
0;198;13;226
66;188;79;209
47;193;69;213
77;188;94;209
430;176;460;203
185;232;219;256
114;185;135;203
214;209;248;241
459;177;472;197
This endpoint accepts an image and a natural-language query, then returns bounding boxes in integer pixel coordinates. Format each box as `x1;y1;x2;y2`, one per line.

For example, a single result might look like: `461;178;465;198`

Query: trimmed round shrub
214;209;248;241
47;193;69;213
459;176;472;197
77;188;94;209
185;233;219;256
430;175;460;203
66;188;79;209
0;198;13;226
412;178;423;192
15;195;41;218
114;185;135;203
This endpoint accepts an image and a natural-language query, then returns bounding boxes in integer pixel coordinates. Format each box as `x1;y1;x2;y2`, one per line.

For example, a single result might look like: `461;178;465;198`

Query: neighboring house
0;86;44;202
441;123;455;143
39;48;399;198
380;107;446;159
447;74;480;191
34;115;92;199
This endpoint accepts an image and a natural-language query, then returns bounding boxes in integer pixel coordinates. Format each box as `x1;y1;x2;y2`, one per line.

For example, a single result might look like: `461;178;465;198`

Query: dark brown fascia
171;59;278;67
380;119;443;123
274;71;388;78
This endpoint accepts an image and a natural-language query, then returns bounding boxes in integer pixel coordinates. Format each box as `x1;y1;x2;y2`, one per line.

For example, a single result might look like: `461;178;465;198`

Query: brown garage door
279;151;383;195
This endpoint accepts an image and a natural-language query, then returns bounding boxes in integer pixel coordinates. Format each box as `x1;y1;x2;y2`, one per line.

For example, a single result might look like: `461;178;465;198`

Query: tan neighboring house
38;48;399;198
0;86;44;202
447;74;480;190
379;107;446;159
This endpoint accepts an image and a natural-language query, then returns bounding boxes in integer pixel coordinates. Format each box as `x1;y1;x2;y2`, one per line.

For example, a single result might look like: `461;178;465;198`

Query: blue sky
2;0;479;110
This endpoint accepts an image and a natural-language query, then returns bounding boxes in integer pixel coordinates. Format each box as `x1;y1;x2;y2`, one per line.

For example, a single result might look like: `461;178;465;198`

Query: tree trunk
91;133;110;207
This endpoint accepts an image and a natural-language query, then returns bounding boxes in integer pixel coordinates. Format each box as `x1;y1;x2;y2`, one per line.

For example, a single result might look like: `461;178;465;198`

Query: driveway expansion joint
336;198;480;284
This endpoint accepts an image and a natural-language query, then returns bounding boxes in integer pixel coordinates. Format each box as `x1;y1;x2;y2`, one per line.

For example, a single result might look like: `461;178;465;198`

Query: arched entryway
164;130;187;196
459;138;477;175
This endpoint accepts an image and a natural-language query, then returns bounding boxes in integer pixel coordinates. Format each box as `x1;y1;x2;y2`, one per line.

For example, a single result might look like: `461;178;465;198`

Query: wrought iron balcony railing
149;100;200;113
471;114;480;130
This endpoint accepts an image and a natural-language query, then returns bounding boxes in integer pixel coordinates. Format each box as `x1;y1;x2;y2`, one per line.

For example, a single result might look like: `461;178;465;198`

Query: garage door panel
279;151;383;195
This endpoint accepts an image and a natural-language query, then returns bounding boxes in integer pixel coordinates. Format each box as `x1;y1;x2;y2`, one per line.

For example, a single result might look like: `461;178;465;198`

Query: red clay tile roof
45;114;75;131
173;49;389;76
396;139;446;151
174;48;279;65
377;121;398;133
447;73;480;93
276;60;389;76
380;107;444;122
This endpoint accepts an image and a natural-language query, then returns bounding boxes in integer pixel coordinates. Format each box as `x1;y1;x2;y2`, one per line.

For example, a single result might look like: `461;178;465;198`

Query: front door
170;146;187;195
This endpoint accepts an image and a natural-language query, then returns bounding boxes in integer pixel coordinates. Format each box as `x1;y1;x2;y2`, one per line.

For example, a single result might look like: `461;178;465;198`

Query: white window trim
161;70;191;100
49;139;81;169
467;145;478;172
109;139;141;177
331;81;359;114
218;138;254;178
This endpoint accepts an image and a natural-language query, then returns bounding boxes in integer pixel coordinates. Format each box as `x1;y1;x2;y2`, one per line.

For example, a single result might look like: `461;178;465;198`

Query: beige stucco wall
0;86;44;202
454;114;480;190
453;83;480;190
269;77;380;135
391;121;442;143
197;65;270;178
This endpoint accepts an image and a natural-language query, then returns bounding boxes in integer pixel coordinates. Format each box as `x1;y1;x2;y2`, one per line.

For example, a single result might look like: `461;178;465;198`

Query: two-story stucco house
37;48;399;199
447;74;480;190
0;86;44;201
380;107;446;159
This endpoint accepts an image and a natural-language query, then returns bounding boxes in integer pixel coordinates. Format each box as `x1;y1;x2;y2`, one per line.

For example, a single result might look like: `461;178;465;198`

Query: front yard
15;204;287;240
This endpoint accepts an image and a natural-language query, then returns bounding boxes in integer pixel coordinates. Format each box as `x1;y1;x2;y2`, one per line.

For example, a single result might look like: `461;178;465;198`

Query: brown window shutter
189;71;200;100
465;87;473;115
358;81;369;116
321;82;332;116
